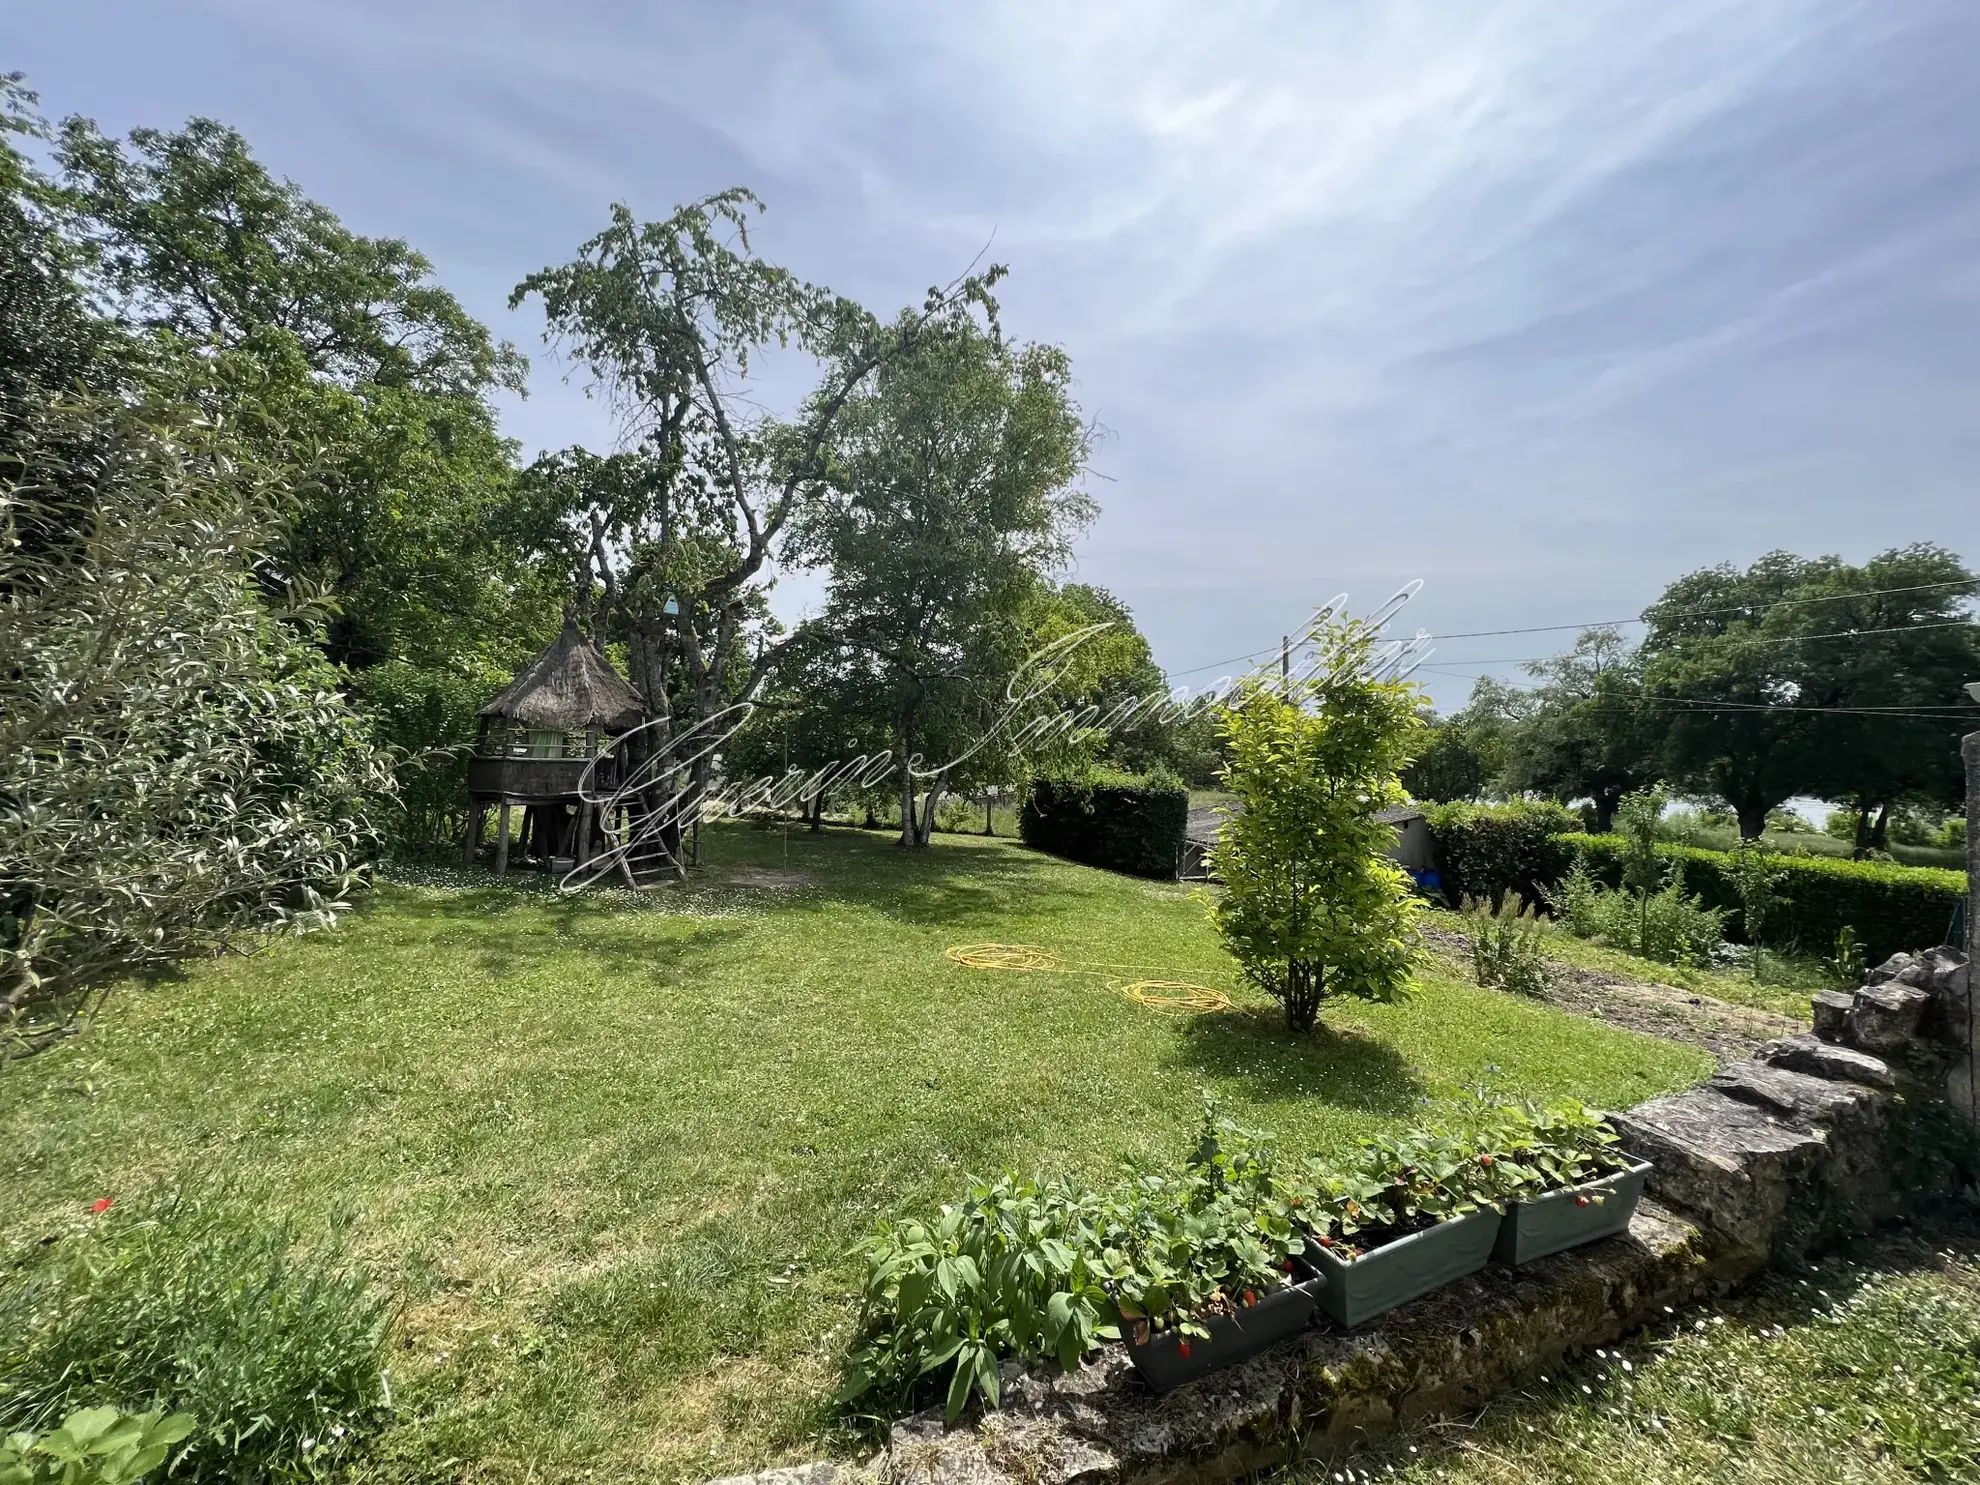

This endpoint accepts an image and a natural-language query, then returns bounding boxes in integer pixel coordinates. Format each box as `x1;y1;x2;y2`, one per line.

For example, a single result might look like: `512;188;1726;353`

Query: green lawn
1296;1216;1980;1485
0;824;1713;1483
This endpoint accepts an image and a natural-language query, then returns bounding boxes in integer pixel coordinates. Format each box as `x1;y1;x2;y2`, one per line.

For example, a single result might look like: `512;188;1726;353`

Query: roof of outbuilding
478;619;648;733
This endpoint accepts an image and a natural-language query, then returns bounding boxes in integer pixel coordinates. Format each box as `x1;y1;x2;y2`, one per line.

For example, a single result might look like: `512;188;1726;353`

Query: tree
1208;613;1426;1033
50;109;559;849
1403;714;1493;803
508;191;1001;869
55;115;523;398
788;316;1092;846
1502;627;1658;831
1640;547;1979;840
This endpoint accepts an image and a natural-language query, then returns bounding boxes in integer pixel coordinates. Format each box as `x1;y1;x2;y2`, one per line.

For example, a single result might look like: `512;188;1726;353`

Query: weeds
0;1187;390;1482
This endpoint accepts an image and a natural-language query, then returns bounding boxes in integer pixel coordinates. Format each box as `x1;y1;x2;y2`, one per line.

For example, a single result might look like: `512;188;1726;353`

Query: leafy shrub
1019;768;1187;878
1545;859;1606;939
1423;801;1578;907
1460;894;1549;995
0;1406;193;1485
0;1189;391;1482
1561;833;1964;964
1209;612;1426;1032
1542;855;1727;966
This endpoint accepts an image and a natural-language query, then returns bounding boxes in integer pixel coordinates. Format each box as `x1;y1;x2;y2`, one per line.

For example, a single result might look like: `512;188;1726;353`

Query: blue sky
13;1;1980;709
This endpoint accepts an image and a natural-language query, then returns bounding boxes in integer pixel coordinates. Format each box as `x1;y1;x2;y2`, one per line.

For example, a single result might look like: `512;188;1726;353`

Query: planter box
1303;1206;1502;1328
1123;1268;1320;1392
1492;1160;1652;1267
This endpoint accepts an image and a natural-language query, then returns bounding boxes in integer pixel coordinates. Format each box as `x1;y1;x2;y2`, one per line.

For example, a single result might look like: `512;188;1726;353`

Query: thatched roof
479;619;647;733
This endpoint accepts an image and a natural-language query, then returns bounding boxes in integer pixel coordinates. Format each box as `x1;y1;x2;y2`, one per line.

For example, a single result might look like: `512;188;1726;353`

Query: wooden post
494;801;512;876
576;801;595;865
1962;728;1977;1127
463;803;484;865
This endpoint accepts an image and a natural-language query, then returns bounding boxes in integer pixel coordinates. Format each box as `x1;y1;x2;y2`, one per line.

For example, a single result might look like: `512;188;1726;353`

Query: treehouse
465;619;648;874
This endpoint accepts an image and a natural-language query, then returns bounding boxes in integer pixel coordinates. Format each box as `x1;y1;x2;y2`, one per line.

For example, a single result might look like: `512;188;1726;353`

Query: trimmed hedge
1560;832;1966;965
1423;801;1579;906
1020;773;1188;879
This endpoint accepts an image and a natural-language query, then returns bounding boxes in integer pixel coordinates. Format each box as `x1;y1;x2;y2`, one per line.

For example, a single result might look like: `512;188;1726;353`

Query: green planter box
1492;1160;1652;1267
1303;1206;1502;1328
1121;1264;1320;1392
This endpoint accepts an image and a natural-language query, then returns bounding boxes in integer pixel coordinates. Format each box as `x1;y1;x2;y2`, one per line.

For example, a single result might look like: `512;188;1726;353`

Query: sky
12;1;1980;710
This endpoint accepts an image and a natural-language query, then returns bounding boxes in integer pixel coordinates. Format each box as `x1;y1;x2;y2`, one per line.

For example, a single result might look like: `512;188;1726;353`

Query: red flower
1178;1341;1191;1359
90;1198;113;1215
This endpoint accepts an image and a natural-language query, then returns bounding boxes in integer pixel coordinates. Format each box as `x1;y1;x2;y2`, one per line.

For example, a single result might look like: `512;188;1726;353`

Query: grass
0;823;1713;1483
1293;1215;1980;1485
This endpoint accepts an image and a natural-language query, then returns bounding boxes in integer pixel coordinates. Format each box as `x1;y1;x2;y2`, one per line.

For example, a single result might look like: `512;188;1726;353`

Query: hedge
1020;772;1188;879
1423;801;1580;906
1560;832;1966;965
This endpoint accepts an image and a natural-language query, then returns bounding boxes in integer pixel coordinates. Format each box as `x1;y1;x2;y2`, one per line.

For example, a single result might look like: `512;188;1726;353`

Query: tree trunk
1283;959;1323;1033
1592;790;1619;834
809;792;824;832
1867;801;1892;853
918;779;945;846
897;711;922;849
984;791;994;836
1851;796;1874;858
1734;803;1768;841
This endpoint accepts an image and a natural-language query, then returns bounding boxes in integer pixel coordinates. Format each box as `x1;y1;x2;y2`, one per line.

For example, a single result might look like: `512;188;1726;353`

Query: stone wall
713;945;1973;1485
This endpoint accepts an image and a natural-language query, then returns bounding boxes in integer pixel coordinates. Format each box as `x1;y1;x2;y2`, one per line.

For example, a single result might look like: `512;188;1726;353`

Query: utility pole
1961;681;1978;1128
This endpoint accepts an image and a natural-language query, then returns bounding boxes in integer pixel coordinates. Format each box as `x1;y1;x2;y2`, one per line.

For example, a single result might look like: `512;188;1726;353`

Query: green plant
1542;859;1605;939
1105;1111;1307;1343
1828;924;1868;984
1019;770;1189;878
0;1407;193;1485
840;1175;1116;1422
1723;839;1784;978
840;1103;1309;1422
1422;801;1579;907
1208;611;1425;1032
1301;1125;1493;1260
1633;879;1729;967
1541;850;1727;967
1461;1096;1636;1203
1561;832;1962;964
0;1189;390;1482
1460;894;1550;996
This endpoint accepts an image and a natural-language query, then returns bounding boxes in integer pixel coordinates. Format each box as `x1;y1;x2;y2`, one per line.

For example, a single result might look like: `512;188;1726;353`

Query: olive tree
1;400;392;1056
1207;612;1427;1033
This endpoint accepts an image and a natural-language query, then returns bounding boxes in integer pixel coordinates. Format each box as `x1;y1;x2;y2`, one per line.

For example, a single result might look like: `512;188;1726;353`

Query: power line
1426;578;1977;641
1415;617;1980;669
1162;578;1976;680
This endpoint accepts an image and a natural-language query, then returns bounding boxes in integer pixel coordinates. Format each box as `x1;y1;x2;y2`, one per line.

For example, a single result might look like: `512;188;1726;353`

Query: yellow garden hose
944;943;1234;1015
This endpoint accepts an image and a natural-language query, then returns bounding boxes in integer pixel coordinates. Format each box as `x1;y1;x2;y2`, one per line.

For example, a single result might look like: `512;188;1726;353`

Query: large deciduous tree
508;195;1007;867
1502;627;1657;831
51;110;557;849
788;316;1093;846
1640;547;1978;840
